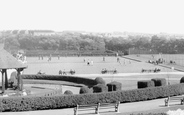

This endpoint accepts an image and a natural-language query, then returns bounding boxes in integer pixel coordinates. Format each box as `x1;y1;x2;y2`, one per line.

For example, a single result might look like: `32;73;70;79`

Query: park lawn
24;56;177;74
22;56;184;91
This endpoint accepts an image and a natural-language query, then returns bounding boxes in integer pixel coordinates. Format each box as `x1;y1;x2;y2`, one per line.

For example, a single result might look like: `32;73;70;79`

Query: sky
0;0;184;34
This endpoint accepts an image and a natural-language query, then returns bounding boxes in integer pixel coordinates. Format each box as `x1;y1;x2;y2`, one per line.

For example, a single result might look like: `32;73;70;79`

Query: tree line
1;33;184;54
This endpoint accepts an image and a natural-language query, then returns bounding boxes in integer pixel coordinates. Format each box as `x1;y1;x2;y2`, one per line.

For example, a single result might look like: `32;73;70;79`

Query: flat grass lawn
22;56;184;90
24;56;178;74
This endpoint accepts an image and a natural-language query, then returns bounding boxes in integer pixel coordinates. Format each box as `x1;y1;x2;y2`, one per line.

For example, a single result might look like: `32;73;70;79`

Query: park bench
98;102;120;113
141;68;161;73
101;69;117;74
74;103;99;115
74;101;120;115
165;96;184;106
59;70;75;75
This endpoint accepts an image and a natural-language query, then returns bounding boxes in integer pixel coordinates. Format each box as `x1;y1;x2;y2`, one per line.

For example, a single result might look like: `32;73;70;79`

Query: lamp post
168;67;174;85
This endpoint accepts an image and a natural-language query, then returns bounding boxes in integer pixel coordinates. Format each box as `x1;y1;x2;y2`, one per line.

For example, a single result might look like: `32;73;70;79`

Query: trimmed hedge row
93;84;108;93
137;80;155;89
1;83;184;112
21;74;97;87
80;86;92;94
95;77;106;85
138;78;167;89
151;78;167;87
180;76;184;83
107;81;122;91
64;90;73;95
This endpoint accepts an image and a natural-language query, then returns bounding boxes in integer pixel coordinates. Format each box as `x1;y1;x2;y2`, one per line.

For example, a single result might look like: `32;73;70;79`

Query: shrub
151;78;167;87
107;81;122;91
79;86;91;94
93;84;108;93
95;77;106;85
137;80;155;89
180;76;184;83
64;90;73;95
1;83;184;112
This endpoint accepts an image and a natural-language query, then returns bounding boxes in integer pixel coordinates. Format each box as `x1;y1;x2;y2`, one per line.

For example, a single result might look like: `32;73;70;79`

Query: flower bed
21;74;97;87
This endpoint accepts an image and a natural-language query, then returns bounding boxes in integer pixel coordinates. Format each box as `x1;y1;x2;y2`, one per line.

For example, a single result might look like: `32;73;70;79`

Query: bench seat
165;96;184;106
74;101;120;115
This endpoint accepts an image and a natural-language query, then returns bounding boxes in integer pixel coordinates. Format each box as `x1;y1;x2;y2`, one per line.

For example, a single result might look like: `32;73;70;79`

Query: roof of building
0;44;27;69
30;30;55;33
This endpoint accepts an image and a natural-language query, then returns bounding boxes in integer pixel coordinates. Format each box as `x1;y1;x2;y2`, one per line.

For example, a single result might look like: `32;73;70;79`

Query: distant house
29;30;55;36
2;30;55;36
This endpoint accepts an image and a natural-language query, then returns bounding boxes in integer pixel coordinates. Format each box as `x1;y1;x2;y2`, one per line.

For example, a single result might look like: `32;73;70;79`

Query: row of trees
1;33;184;54
3;34;105;52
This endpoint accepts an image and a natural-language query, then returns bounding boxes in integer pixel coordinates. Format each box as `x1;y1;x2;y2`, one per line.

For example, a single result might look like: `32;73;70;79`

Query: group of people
101;68;117;74
16;51;27;64
37;70;45;75
59;69;75;75
38;55;44;60
84;58;94;66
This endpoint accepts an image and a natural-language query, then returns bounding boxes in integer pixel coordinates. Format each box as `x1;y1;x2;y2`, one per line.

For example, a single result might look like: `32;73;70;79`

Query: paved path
76;72;184;78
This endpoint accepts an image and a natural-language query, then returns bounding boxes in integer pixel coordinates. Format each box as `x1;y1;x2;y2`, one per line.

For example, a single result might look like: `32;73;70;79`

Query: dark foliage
64;90;73;95
79;86;91;94
93;84;108;93
151;78;167;87
94;77;106;85
180;76;184;83
107;81;122;91
0;83;184;112
21;74;96;87
137;80;155;89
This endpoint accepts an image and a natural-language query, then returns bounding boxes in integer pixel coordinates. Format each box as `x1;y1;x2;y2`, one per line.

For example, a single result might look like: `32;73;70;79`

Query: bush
137;80;155;89
93;84;108;93
180;76;184;83
1;83;184;112
95;77;106;85
64;90;73;95
107;81;122;91
79;86;91;94
151;78;167;87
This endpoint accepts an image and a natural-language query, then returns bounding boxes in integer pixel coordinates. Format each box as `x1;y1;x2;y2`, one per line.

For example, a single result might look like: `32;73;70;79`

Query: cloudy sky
0;0;184;34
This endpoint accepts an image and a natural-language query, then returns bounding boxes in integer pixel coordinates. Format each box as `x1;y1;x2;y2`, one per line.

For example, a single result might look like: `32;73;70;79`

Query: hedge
93;84;108;93
1;83;184;112
151;78;166;87
94;77;106;85
79;86;91;94
137;80;155;89
180;76;184;83
107;81;122;91
21;74;97;87
64;90;73;95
